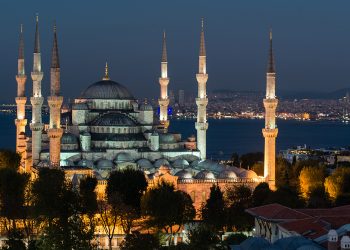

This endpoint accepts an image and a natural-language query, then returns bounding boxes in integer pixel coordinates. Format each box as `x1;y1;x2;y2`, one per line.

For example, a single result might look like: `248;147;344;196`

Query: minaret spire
103;61;109;80
30;14;44;165
51;22;60;69
267;28;275;73
15;24;28;166
161;31;167;63
34;14;40;54
195;18;209;160
48;22;64;168
158;30;170;131
262;29;278;190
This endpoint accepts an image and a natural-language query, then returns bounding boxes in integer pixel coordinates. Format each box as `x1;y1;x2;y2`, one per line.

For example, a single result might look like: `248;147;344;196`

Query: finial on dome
103;61;109;80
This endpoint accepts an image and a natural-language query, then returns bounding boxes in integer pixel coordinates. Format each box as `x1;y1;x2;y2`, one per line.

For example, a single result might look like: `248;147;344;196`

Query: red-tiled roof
246;203;311;221
278;218;329;240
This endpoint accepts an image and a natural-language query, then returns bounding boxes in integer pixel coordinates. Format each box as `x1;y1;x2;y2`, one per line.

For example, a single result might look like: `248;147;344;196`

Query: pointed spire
18;24;24;60
199;17;206;56
267;28;275;73
103;61;109;80
161;30;167;62
51;22;60;68
34;14;40;53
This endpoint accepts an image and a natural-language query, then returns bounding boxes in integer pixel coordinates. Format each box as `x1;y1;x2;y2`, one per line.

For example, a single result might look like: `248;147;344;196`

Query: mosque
14;16;277;207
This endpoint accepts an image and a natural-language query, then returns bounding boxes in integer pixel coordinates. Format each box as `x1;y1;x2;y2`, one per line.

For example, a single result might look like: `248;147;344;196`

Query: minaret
30;15;44;165
15;24;28;156
47;23;63;168
195;18;208;160
158;31;170;131
262;29;278;190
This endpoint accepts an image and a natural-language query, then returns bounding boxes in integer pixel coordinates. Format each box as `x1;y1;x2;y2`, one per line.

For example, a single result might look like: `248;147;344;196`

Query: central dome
81;80;134;100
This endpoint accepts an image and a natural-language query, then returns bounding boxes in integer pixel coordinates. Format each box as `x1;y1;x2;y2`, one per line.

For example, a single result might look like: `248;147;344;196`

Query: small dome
195;170;215;180
72;103;88;110
218;169;237;179
60;159;74;167
96;159;114;170
175;169;193;179
137;159;153;169
173;159;190;168
154;158;170;168
81;131;91;137
139;103;153;111
90;112;137;126
239;170;258;179
191;160;200;168
61;132;79;145
77;159;94;168
159;134;177;144
115;152;133;163
81;80;134;100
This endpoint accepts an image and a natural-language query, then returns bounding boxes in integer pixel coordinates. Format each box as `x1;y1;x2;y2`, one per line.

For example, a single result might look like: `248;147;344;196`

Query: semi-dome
154;158;170;168
77;159;94;168
90;112;137;126
195;170;215;180
173;159;190;168
137;159;153;169
239;170;258;179
175;169;193;179
115;152;133;163
60;159;74;167
61;132;79;145
81;80;134;100
96;159;114;169
218;169;237;179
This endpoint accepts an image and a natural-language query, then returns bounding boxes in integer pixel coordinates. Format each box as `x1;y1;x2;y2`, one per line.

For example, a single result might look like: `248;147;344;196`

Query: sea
2;113;350;160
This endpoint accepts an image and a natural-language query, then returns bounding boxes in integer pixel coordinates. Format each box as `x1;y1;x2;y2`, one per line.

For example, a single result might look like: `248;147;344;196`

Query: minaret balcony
195;122;208;130
196;98;208;106
48;128;63;138
196;73;208;84
15;97;27;104
263;98;278;109
30;123;43;131
158;98;169;106
31;71;43;82
262;128;278;138
48;96;63;108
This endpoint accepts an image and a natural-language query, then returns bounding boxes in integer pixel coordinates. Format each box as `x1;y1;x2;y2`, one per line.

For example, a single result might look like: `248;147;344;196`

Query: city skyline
1;0;350;103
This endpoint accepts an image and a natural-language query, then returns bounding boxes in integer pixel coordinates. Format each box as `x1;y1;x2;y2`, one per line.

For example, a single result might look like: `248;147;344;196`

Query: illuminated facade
262;30;278;190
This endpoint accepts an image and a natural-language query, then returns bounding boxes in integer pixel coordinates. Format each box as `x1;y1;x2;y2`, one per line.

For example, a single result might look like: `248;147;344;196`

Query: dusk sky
1;0;350;102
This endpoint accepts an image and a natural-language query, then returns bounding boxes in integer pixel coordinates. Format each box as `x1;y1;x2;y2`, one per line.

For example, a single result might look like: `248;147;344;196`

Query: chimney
341;236;350;250
328;229;338;250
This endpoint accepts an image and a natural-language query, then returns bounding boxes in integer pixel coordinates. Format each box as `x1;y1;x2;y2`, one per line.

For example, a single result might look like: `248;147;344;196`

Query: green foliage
1;229;26;250
290;159;322;188
0;150;21;170
325;167;350;200
225;185;254;231
251;162;263;176
106;168;148;234
186;225;224;250
0;168;29;220
201;185;226;232
79;176;98;217
120;231;159;250
230;153;240;166
239;152;263;169
276;156;291;188
141;182;195;234
299;166;326;199
308;186;331;208
252;182;272;207
223;233;248;246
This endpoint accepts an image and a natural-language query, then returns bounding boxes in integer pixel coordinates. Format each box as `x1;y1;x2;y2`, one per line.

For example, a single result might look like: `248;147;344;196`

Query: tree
223;233;247;246
106;168;148;234
0;150;21;170
308;186;331;208
290;159;322;188
252;182;272;207
239;152;263;169
120;231;159;250
299;166;325;199
186;225;223;250
230;153;239;166
0;168;29;236
225;185;254;231
266;186;305;208
251;162;263;176
141;182;195;244
201;185;226;232
325;167;350;200
276;156;291;189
